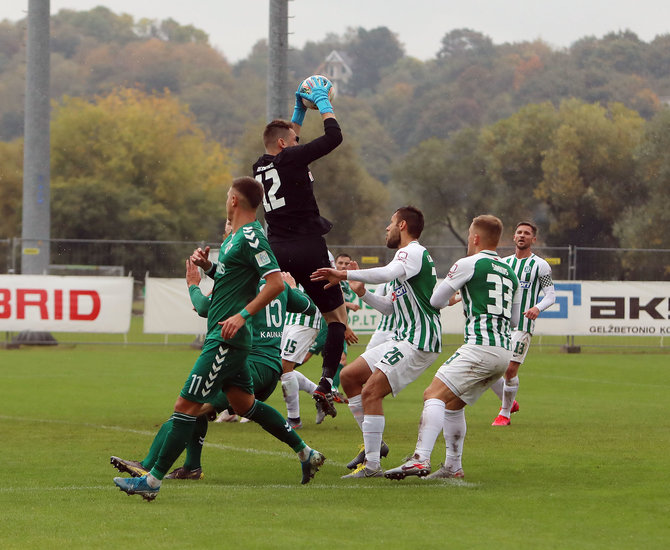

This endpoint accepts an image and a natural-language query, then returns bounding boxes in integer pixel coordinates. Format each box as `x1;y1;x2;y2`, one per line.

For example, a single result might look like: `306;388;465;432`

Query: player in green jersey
111;177;325;501
111;261;319;480
490;221;555;426
385;215;521;481
312;206;442;478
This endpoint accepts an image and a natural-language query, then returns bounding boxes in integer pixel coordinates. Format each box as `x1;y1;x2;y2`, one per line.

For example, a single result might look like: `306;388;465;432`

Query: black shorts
270;235;344;314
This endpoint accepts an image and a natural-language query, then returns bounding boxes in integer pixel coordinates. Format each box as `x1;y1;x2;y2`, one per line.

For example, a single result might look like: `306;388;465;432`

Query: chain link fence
4;237;670;282
3;238;670;350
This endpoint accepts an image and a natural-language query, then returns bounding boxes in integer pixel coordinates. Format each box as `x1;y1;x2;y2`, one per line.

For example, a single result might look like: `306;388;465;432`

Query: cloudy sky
2;0;669;62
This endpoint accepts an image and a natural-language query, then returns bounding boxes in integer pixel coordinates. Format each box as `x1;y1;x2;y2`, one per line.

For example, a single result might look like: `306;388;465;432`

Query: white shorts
435;343;512;405
366;329;396;351
510;330;532;364
281;325;319;364
361;339;439;397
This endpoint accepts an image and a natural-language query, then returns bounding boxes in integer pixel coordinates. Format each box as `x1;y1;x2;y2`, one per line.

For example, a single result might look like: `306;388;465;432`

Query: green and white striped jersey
373;282;396;333
389;242;441;352
284;283;322;329
444;250;520;349
502;253;553;334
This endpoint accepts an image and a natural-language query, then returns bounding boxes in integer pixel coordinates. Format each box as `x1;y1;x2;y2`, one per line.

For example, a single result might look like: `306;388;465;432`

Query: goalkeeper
253;76;350;425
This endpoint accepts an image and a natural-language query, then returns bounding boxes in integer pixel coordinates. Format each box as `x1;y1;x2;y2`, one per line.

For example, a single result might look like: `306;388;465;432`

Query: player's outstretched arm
290;91;306;136
311;267;346;289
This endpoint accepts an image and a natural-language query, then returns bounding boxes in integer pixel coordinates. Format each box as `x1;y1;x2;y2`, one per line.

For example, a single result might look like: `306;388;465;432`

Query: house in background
316;50;353;96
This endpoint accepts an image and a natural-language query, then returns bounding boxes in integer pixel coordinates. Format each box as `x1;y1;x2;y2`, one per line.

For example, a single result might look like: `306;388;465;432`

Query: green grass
1;340;669;549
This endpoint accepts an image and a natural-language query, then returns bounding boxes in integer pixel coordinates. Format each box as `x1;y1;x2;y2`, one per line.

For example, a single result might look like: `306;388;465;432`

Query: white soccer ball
299;74;334;110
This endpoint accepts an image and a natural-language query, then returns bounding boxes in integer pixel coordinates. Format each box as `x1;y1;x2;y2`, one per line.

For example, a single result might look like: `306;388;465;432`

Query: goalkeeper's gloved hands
298;76;334;115
291;90;307;126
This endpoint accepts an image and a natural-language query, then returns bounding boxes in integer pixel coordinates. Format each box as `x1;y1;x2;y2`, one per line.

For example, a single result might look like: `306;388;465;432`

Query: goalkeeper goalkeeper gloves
291;91;307;126
299;76;334;115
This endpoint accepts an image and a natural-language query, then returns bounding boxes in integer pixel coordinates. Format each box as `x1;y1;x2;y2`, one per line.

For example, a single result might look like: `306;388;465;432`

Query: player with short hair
111;177;325;501
311;206;442;478
384;215;520;481
253;76;347;422
490;221;555;426
112;266;318;480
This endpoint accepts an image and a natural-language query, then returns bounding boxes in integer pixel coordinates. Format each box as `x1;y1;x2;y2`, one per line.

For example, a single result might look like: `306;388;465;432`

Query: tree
50;88;232;242
536;99;645;247
390;128;487;246
346;27;404;93
437;29;494;60
0;138;22;237
479;102;560;224
615;108;670;278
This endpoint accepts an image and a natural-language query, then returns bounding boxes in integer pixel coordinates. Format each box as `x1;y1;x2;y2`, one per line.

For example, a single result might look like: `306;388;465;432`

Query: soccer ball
299;75;334;110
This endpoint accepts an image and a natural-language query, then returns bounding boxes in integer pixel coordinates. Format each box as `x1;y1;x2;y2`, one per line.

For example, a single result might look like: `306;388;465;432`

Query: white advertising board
142;278;670;337
0;275;133;333
144;276;213;334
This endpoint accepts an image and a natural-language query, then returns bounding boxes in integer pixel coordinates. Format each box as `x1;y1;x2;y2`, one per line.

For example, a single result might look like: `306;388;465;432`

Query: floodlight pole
267;0;289;122
22;0;51;274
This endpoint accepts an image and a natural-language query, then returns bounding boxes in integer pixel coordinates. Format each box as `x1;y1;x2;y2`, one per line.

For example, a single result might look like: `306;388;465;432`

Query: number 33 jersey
445;250;520;349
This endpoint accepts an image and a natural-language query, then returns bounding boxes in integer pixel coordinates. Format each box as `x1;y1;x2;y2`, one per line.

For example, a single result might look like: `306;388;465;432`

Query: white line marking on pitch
0;414;481;487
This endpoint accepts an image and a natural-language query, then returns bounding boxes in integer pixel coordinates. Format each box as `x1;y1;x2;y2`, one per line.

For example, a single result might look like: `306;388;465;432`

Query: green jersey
249;282;315;371
443;250;519;349
503;253;554;335
189;281;316;374
199;220;280;349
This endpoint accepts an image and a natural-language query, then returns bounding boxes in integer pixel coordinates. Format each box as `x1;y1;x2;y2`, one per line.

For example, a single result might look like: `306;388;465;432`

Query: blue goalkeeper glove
291;90;307;126
298;76;334;115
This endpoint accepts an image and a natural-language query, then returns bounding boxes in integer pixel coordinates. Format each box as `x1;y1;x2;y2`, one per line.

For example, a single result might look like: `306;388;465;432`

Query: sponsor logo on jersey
259;331;282;338
255;251;271;267
520;280;532;289
397;250;408;263
447;262;458;278
393;284;407;300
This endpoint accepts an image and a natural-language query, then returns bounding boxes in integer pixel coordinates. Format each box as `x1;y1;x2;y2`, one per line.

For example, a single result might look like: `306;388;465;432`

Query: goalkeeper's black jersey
253;118;342;241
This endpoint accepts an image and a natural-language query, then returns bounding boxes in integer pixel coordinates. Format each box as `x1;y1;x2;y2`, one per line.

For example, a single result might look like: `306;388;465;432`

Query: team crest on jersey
447;263;459;278
243;226;260;249
255;251;271;267
224;242;233;254
216;262;225;275
524;265;532;273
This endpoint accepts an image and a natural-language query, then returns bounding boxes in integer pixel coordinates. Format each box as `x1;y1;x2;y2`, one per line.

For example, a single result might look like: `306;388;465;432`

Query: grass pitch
1;340;669;549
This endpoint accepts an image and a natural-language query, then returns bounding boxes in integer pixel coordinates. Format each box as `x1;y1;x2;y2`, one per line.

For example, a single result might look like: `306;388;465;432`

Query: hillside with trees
1;6;670;266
